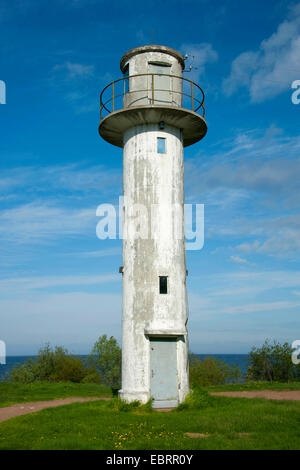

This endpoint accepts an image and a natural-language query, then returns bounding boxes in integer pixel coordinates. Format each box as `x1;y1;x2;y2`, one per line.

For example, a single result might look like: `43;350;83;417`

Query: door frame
146;333;183;408
148;61;172;105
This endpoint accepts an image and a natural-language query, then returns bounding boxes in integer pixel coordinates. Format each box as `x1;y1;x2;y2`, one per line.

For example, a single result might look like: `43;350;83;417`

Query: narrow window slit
159;276;168;294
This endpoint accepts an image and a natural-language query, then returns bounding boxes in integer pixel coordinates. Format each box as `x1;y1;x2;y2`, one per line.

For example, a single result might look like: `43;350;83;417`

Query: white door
149;63;171;104
150;337;178;408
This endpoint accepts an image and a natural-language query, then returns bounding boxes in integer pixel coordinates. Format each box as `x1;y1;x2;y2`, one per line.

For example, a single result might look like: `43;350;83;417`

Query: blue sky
1;0;300;355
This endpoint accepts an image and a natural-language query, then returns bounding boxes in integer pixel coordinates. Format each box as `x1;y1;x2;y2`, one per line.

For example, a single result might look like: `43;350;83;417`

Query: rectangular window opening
159;276;168;294
157;137;166;154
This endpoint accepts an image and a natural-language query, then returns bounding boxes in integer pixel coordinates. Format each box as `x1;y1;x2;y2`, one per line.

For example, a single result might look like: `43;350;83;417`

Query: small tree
35;344;65;381
246;339;300;382
10;358;38;383
189;354;241;387
10;344;88;383
88;334;121;388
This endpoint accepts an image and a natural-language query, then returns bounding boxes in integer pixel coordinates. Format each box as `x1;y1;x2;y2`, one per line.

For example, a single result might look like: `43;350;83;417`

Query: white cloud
185;127;300;258
225;270;300;288
230;255;249;264
0;164;123;246
236;241;261;253
188;270;300;317
0;291;122;354
223;3;300;101
210;300;300;315
0;274;119;294
0;202;95;243
186;127;300;203
50;60;99;113
0;272;122;354
235;214;300;257
77;247;121;258
186;268;300;352
192;269;300;299
53;61;94;79
0;164;121;196
0;164;123;252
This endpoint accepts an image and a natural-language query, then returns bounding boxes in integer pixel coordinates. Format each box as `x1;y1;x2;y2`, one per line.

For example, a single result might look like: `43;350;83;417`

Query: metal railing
100;73;205;121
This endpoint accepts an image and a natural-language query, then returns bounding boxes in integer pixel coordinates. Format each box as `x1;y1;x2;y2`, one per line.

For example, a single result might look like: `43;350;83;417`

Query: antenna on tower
183;53;198;73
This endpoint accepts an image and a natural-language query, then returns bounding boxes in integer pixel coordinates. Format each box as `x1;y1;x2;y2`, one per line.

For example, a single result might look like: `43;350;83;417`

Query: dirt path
211;390;300;401
0;397;111;423
2;390;299;423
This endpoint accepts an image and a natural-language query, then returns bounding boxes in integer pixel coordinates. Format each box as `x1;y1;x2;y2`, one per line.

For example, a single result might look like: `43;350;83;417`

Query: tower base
118;389;149;404
118;386;190;408
152;400;178;409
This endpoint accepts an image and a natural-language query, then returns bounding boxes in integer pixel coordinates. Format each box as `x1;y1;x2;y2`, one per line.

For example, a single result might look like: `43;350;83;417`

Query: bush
246;339;300;382
87;334;121;388
10;338;123;385
10;359;38;384
10;344;89;383
49;355;87;383
189;354;241;387
81;372;101;384
35;344;60;381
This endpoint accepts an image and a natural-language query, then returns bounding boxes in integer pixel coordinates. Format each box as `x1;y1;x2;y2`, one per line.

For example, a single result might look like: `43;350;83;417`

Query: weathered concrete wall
119;122;189;404
122;50;183;108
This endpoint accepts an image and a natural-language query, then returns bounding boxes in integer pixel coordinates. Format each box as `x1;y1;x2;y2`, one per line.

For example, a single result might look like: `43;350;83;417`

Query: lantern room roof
120;45;185;73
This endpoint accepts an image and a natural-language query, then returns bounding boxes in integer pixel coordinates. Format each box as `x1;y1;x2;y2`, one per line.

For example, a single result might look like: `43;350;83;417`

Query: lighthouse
99;45;207;407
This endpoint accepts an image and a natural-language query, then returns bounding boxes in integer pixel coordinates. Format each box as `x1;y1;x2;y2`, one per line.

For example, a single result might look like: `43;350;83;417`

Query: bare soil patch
185;433;210;438
211;390;300;401
0;397;110;423
155;408;173;412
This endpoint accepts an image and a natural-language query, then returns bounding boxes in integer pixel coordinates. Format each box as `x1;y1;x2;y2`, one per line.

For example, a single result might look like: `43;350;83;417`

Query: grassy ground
1;380;299;408
204;381;300;392
0;382;111;407
0;382;300;450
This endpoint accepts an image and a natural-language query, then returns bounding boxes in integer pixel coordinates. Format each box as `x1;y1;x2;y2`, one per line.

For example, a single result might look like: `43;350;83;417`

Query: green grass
203;381;300;393
0;387;300;450
0;382;111;407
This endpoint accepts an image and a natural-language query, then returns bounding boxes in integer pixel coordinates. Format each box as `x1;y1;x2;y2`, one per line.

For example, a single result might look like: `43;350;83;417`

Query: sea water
0;354;249;381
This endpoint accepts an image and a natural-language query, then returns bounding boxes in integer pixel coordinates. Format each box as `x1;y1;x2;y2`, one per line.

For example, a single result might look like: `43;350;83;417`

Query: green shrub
81;372;101;384
35;344;60;381
49;355;87;383
10;344;90;383
246;339;300;382
10;359;38;384
10;338;123;385
189;355;241;387
87;334;121;388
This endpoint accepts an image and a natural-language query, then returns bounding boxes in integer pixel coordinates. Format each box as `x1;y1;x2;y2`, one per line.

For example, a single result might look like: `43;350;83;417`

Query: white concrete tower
99;45;207;407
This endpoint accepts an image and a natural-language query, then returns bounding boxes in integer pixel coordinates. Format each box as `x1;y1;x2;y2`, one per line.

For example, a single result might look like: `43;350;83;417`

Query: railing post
191;82;194;111
112;82;115;112
152;74;154;104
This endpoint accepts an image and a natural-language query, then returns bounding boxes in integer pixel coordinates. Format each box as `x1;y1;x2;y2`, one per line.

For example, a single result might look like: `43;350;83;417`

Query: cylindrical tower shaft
120;123;189;405
98;44;207;407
